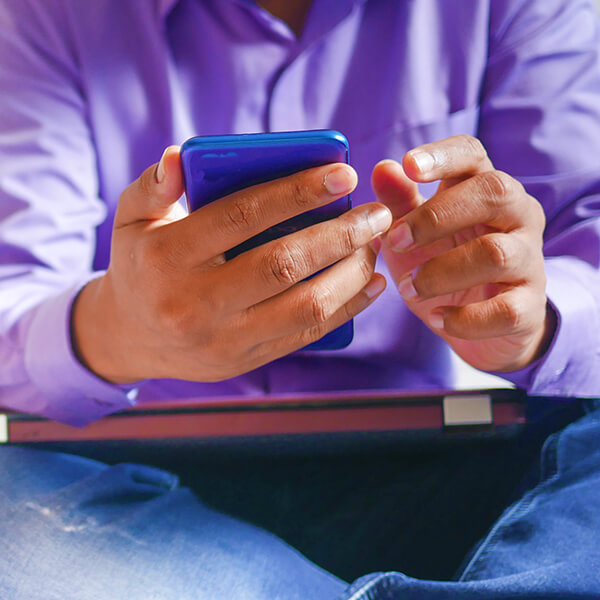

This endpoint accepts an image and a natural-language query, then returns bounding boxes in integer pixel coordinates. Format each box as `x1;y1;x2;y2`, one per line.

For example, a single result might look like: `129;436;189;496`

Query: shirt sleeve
477;0;600;397
0;0;138;425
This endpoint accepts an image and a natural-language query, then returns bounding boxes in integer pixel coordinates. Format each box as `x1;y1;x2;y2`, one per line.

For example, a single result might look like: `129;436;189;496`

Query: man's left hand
372;135;555;373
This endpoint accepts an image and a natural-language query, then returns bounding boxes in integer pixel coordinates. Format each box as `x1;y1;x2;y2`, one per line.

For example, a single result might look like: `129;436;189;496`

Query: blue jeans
1;405;599;599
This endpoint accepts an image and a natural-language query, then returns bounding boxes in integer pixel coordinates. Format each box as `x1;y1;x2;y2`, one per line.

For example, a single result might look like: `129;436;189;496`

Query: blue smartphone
180;130;353;350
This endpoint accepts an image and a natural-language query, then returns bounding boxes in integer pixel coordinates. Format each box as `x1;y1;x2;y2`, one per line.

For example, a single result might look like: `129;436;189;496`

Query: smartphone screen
180;130;353;350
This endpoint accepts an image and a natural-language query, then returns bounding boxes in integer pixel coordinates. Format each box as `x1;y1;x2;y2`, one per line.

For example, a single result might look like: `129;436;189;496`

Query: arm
0;0;138;424
0;1;391;425
374;0;600;396
480;0;600;395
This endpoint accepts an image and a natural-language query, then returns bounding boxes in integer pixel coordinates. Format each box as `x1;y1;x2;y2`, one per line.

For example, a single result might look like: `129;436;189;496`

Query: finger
387;171;545;252
249;271;387;360
398;233;538;301
403;135;494;183
371;159;425;220
115;146;185;228
167;163;357;264
428;286;547;341
239;245;379;341
368;236;382;256
217;272;385;379
215;203;392;311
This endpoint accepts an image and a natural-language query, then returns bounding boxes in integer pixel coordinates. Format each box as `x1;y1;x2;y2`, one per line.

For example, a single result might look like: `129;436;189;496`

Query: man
0;0;599;597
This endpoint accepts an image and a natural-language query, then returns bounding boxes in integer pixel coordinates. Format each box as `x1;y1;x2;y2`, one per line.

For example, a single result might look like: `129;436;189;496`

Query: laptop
0;387;528;445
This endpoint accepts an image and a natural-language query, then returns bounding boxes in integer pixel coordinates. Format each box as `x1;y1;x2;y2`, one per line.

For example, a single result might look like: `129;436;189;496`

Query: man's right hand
72;146;392;384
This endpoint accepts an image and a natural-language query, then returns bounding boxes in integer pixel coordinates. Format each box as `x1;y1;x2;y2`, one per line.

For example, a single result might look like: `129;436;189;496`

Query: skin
73;7;555;383
73;134;554;384
72;148;392;383
257;0;557;370
373;135;556;373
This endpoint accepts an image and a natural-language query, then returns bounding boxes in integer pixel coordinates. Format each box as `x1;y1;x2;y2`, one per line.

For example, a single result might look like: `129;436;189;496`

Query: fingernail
364;276;386;299
374;158;401;169
155;149;168;184
367;208;392;236
410;150;435;174
324;166;357;195
429;310;445;330
397;273;418;300
388;221;414;252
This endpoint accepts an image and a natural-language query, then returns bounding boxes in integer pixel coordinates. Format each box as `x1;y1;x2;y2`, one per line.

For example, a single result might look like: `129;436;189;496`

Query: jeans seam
457;495;528;581
540;432;560;481
338;573;393;600
458;432;562;582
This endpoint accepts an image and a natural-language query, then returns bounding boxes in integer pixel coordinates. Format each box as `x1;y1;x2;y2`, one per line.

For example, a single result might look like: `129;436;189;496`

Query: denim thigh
3;406;600;599
342;405;600;599
0;447;345;600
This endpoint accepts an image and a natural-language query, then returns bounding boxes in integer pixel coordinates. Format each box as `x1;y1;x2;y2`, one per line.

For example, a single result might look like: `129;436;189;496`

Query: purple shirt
1;0;600;425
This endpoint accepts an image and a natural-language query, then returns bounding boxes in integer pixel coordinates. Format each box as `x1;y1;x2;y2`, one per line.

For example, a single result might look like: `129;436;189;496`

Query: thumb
373;159;428;282
371;159;424;221
114;145;185;228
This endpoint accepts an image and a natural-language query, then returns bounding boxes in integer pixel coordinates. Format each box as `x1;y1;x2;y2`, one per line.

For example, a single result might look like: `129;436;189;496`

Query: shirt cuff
495;259;600;397
23;277;139;426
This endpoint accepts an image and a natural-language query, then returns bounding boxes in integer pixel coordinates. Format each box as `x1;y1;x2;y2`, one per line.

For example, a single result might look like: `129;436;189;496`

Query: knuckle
300;299;353;347
284;176;315;211
460;135;488;163
498;295;524;331
264;242;305;286
480;235;512;272
340;218;364;254
357;251;375;283
419;202;443;231
303;316;339;347
480;171;513;204
297;324;325;348
223;195;261;234
305;286;335;326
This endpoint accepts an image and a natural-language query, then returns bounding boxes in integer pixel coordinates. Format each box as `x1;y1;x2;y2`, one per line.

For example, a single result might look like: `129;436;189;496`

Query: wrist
71;275;140;384
494;301;558;373
518;301;558;370
533;302;558;363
